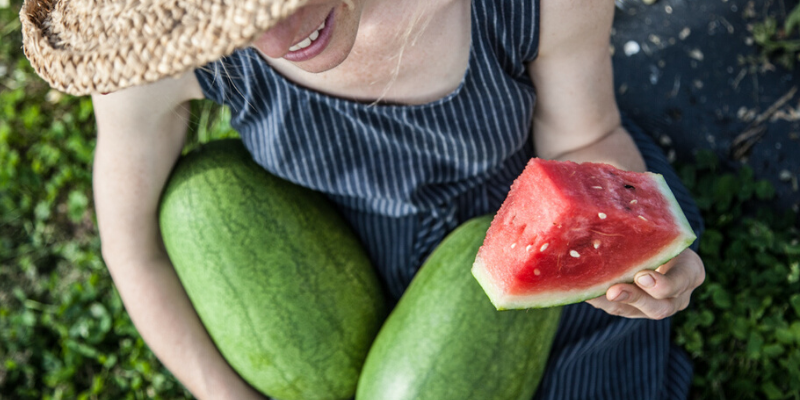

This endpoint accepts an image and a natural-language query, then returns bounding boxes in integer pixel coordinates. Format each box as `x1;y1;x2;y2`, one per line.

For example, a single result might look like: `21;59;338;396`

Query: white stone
624;41;641;56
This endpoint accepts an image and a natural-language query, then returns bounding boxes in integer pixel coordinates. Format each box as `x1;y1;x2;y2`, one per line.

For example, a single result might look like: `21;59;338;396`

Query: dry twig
731;86;798;160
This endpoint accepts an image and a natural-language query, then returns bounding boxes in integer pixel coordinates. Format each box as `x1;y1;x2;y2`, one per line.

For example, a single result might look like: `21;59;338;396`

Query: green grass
750;4;800;70
672;152;799;400
1;0;799;399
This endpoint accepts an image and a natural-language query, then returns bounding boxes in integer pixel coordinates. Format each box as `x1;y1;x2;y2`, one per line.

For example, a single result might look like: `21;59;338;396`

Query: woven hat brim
20;0;309;96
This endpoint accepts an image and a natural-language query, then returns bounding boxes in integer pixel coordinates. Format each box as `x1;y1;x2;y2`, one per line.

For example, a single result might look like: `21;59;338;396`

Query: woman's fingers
586;294;646;319
634;249;705;300
611;284;691;320
588;284;691;320
586;248;705;320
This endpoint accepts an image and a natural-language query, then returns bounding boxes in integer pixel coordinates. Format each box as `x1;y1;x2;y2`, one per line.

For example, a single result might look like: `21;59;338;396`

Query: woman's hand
586;248;706;319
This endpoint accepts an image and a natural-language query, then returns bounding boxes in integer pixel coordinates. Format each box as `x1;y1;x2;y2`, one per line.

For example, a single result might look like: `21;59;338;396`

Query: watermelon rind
472;173;696;310
357;215;562;400
159;140;387;400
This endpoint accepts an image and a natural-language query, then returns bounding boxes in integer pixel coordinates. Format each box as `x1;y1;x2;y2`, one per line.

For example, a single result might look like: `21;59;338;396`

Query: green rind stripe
159;140;387;400
357;216;562;400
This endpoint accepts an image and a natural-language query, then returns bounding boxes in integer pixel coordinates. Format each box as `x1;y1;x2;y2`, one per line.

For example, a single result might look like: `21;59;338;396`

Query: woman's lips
283;8;336;62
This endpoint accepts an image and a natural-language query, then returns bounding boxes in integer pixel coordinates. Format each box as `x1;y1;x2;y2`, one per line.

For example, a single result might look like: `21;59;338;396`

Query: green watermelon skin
356;215;562;400
158;140;387;400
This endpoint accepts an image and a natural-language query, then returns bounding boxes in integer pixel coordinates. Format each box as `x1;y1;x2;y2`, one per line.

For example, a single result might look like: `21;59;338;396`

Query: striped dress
194;0;704;398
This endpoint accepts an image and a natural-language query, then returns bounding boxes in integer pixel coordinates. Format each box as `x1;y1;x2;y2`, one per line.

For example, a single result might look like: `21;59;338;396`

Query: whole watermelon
356;215;562;400
159;139;387;400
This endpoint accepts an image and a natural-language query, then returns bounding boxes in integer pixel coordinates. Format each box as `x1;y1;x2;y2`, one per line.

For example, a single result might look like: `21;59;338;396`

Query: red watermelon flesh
472;159;696;310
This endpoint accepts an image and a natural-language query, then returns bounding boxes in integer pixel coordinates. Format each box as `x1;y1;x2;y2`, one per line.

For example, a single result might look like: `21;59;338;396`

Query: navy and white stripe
194;0;702;398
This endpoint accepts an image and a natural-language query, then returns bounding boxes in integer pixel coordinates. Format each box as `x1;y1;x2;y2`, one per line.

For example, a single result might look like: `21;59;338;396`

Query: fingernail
612;291;629;302
637;274;655;288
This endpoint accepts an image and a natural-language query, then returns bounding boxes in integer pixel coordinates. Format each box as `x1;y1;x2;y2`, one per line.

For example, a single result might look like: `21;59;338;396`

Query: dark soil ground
611;0;800;213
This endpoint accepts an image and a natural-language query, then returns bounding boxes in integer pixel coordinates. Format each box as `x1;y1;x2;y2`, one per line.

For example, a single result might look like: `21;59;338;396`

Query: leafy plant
751;4;800;69
0;56;231;399
0;2;234;397
674;150;800;400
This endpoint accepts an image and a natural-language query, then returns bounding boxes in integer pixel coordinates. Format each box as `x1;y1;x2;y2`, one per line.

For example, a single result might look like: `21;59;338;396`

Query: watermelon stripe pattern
357;216;561;400
159;141;387;400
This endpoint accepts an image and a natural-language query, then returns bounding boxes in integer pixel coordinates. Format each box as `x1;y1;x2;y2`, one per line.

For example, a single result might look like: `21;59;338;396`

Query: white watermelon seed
570;250;580;258
598;213;607;219
592;186;603;189
511;243;516;249
540;243;549;252
534;268;541;276
639;215;648;221
593;240;601;249
526;245;533;252
630;199;638;204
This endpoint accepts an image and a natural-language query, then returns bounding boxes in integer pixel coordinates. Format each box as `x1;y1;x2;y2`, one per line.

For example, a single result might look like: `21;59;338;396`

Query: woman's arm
528;0;643;171
91;72;265;399
527;0;704;319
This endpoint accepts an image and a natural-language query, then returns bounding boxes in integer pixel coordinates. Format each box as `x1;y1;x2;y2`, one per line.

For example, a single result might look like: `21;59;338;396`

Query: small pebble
624;41;641;56
689;49;704;61
649;35;662;46
780;170;793;182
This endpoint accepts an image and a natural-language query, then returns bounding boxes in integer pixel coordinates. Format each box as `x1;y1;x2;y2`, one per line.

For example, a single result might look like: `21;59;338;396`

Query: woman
21;0;705;398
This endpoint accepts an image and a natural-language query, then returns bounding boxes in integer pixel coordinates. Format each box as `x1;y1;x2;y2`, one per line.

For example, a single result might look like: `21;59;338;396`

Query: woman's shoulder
94;71;204;115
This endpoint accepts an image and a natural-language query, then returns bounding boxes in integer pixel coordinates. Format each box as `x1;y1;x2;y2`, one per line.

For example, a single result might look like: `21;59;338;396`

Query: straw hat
20;0;310;96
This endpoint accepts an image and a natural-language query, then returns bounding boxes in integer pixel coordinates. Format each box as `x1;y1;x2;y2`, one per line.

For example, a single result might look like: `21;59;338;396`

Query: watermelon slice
472;159;696;310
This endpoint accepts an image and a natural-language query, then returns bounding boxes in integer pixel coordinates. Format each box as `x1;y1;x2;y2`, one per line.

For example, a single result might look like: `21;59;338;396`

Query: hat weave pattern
21;0;308;96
